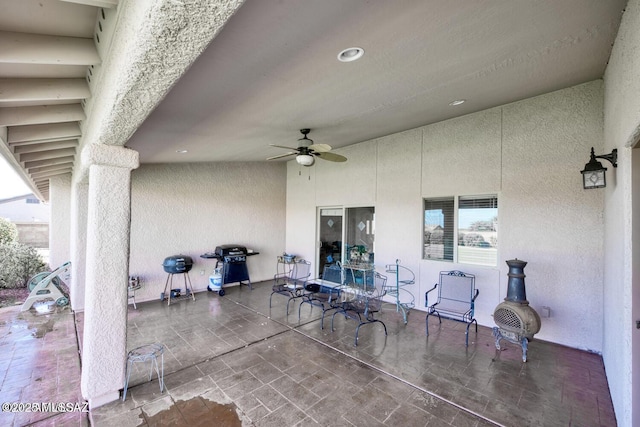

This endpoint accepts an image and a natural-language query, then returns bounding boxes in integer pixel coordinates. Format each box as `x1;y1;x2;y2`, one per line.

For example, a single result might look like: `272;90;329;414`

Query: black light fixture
581;147;617;189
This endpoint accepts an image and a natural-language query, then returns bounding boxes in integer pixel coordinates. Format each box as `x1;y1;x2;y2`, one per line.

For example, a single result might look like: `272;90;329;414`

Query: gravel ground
0;287;29;309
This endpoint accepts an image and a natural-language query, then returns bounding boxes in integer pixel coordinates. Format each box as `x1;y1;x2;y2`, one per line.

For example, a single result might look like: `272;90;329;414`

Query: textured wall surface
129;162;286;303
70;182;88;311
631;149;640;427
78;0;245;182
602;0;640;424
500;81;604;349
81;145;138;406
48;175;71;268
286;80;605;351
420;108;504;326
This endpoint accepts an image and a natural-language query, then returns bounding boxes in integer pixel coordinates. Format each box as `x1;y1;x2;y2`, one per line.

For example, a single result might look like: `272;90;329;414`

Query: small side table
128;276;142;309
122;343;165;401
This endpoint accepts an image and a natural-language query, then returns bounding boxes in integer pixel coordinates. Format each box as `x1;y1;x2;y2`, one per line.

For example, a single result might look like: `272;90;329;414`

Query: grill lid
163;255;193;274
215;245;247;256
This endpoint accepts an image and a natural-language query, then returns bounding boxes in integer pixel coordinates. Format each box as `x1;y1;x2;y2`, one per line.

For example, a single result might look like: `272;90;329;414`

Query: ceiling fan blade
309;143;332;153
269;144;300;151
316;152;347;162
266;152;297;160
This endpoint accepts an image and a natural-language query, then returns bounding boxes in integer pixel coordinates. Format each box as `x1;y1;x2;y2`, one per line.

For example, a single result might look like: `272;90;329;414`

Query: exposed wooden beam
0;79;90;103
31;169;73;180
28;162;75;174
24;155;75;169
60;0;119;9
8;122;81;144
19;147;76;163
0;31;100;66
0;105;85;127
13;139;78;155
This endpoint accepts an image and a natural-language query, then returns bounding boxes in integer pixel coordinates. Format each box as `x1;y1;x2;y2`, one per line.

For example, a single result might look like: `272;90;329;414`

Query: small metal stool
122;343;165;401
128;276;142;309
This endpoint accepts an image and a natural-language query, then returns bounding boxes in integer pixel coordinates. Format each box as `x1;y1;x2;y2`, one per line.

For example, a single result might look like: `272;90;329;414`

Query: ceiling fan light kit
267;129;347;167
296;154;315;166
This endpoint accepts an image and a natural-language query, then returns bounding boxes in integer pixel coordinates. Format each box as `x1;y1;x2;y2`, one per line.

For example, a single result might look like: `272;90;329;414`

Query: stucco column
49;174;72;268
70;181;88;312
80;145;139;408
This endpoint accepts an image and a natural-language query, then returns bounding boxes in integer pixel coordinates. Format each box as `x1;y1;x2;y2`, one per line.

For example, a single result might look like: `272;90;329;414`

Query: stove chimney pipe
505;258;528;303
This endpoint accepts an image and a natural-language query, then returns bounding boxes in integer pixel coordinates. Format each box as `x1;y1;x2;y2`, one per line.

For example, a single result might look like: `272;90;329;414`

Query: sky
0;156;32;199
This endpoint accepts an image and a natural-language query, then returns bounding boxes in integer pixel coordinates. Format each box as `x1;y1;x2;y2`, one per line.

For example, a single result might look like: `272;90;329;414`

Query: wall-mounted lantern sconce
580;147;618;189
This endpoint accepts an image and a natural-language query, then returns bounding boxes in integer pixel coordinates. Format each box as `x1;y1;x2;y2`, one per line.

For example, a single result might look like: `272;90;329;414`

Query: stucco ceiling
0;0;629;200
127;0;628;163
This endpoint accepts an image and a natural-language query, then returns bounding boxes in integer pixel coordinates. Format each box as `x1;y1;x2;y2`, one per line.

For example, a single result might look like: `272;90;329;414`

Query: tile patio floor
0;280;616;426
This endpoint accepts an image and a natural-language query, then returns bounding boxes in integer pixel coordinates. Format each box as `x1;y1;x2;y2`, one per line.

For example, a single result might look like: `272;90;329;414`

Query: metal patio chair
298;263;345;328
331;272;388;346
425;270;479;346
270;258;311;314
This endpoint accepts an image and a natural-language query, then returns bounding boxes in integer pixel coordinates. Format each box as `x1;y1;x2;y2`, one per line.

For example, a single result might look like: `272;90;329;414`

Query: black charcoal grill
161;255;195;305
200;245;259;290
162;255;193;274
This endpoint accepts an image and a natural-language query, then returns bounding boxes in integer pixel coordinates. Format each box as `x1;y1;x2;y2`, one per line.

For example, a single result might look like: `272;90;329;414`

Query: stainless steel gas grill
200;245;259;292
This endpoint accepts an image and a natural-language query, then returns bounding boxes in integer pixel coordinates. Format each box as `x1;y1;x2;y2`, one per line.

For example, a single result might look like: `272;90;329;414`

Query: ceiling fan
267;129;347;166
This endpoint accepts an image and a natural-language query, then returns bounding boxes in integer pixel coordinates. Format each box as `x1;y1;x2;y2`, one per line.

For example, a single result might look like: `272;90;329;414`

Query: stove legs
493;327;529;362
521;337;528;362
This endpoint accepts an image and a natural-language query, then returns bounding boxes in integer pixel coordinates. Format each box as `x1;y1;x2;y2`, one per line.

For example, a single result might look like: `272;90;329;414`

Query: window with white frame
423;195;498;266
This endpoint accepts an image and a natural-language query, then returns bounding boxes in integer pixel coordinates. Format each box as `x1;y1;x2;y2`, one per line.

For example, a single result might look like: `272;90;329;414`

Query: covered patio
1;1;639;425
1;281;615;426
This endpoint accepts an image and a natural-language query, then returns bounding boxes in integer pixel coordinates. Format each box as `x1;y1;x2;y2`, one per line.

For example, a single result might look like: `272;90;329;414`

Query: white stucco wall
129;162;286;302
286;80;605;351
500;82;604;349
602;0;640;425
70;182;88;312
48;174;72;268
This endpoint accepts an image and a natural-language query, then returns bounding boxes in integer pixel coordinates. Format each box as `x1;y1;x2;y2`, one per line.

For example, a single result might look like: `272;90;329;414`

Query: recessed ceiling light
449;99;466;106
176;150;188;154
337;47;364;62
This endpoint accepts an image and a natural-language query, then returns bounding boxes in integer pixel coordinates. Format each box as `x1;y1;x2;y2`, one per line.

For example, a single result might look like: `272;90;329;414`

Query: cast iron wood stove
493;259;541;362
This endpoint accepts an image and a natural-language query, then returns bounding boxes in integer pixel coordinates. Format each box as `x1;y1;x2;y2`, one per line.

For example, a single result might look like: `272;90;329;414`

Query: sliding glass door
317;208;343;277
316;206;375;277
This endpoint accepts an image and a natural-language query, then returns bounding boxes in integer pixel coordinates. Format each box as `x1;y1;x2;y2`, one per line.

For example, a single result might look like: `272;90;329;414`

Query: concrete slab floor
1;281;616;426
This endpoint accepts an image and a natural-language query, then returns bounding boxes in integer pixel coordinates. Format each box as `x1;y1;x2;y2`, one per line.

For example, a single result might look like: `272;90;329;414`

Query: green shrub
0;218;18;245
0;243;46;289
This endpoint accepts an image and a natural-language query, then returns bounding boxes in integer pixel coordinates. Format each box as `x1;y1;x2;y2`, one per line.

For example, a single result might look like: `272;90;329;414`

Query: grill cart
200;244;260;295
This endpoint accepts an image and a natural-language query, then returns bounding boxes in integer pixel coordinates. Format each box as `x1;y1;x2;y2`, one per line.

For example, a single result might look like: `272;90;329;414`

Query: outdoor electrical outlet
200;269;205;276
541;306;551;318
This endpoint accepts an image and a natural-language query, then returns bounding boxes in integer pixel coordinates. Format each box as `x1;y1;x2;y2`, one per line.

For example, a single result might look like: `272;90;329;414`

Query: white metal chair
425;270;479;346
